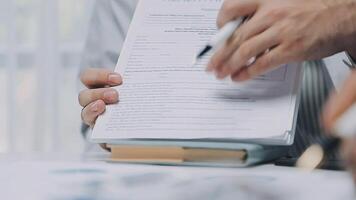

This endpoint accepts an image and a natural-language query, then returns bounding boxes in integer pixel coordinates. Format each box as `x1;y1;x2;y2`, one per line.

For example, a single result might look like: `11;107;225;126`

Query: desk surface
0;153;354;200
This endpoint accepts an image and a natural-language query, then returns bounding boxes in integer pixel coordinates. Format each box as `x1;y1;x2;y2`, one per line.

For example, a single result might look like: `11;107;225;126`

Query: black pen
192;17;245;65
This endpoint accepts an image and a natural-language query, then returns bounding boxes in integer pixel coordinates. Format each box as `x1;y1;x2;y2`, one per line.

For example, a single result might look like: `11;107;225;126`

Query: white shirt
81;0;138;71
80;0;137;151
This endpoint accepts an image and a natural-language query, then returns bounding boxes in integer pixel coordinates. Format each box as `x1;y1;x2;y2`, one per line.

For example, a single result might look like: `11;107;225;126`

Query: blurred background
0;0;95;153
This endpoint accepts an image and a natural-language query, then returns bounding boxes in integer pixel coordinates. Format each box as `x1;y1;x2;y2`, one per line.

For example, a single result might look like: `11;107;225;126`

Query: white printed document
92;0;302;144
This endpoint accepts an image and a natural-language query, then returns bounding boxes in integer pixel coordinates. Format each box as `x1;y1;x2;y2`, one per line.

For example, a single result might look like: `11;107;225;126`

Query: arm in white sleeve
79;0;137;137
80;0;138;71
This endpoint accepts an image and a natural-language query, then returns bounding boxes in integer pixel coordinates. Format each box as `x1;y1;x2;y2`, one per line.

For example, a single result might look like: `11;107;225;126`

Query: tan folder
109;145;247;164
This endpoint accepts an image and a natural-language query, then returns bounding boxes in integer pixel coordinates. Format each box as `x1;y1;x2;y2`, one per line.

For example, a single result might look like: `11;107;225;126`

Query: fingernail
91;101;100;112
217;72;228;80
104;90;118;102
108;73;122;85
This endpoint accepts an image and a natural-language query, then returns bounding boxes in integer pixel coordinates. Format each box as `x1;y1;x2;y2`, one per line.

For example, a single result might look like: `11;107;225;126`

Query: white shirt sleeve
80;0;138;71
79;0;138;144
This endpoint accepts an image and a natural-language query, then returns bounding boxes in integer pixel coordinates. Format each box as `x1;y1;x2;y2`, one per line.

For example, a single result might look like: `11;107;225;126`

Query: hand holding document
92;0;302;145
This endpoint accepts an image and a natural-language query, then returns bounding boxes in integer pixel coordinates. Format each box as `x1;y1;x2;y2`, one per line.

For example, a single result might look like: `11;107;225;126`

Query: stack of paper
92;0;302;146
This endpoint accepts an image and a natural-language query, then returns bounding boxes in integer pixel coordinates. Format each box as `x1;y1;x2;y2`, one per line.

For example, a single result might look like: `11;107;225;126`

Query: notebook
91;0;303;166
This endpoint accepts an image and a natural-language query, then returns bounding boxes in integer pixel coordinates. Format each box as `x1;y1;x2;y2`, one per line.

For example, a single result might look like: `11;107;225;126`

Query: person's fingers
208;13;272;73
80;68;122;89
323;71;356;131
232;11;275;45
342;137;356;182
231;45;284;82
217;0;259;28
81;100;106;127
216;63;235;79
342;138;355;161
207;37;240;72
79;88;119;107
221;27;280;75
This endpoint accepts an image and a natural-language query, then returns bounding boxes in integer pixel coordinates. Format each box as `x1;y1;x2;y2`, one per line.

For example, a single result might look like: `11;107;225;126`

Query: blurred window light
0;55;7;152
0;2;7;46
0;0;94;153
0;25;5;45
59;0;88;44
15;0;40;45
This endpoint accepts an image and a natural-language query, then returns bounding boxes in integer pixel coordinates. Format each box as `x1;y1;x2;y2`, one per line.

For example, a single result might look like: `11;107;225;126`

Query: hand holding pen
322;71;356;178
195;0;356;179
194;17;245;65
297;69;356;179
205;0;356;82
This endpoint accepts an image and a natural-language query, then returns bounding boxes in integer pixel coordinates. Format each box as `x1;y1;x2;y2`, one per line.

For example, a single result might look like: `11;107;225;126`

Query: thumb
323;71;356;132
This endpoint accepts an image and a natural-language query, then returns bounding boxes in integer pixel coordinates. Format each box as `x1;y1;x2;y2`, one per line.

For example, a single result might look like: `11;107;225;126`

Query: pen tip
191;57;198;66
